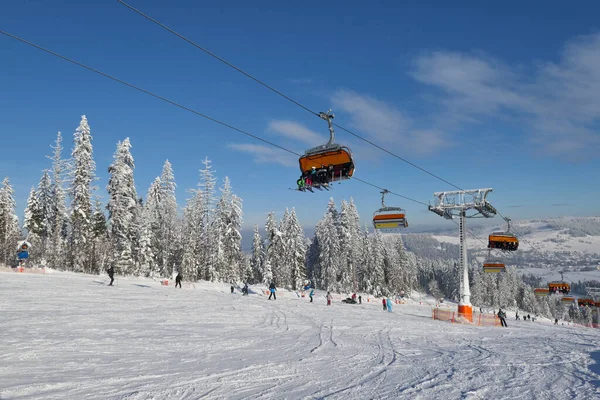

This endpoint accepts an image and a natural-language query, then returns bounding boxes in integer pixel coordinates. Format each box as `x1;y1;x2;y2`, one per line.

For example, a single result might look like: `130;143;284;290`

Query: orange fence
432;308;501;327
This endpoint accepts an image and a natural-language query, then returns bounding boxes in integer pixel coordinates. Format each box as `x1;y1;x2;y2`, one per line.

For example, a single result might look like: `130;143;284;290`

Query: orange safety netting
432;308;501;327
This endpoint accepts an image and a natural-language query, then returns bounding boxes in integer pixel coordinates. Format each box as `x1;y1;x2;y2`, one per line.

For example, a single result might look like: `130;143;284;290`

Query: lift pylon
429;188;496;322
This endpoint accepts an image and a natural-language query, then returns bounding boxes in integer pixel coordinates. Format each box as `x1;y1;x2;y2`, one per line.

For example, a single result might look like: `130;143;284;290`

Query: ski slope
1;271;599;400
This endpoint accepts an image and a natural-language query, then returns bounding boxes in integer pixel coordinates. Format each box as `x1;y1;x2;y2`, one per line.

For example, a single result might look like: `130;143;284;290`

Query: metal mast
429;188;496;321
318;109;335;145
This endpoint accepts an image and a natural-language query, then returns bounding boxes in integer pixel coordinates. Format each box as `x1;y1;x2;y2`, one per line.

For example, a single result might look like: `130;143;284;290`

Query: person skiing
106;266;114;286
230;284;235;294
309;288;315;303
554;318;559;325
498;309;508;327
382;298;387;311
175;272;182;289
358;295;362;304
242;283;249;295
268;282;277;300
326;291;333;306
386;297;393;312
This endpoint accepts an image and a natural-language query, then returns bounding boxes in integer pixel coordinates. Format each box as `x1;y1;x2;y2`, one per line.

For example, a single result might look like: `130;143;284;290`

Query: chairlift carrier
372;189;408;230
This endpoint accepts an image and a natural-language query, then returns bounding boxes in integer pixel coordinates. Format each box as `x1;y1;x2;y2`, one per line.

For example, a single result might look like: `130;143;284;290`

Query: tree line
1;115;596;326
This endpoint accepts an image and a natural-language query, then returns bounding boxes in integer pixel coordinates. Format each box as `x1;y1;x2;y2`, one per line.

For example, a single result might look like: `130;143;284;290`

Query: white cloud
411;33;600;160
331;89;447;156
227;143;296;167
267;120;325;146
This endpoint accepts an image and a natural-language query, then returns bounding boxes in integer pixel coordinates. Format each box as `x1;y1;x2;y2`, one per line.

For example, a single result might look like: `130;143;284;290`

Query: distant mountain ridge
402;216;600;282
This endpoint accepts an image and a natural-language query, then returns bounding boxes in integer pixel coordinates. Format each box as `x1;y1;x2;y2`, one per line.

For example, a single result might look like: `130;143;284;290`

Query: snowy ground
1;271;600;400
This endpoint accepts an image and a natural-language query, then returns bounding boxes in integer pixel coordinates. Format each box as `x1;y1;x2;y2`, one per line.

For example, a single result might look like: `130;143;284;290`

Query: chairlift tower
429;188;497;321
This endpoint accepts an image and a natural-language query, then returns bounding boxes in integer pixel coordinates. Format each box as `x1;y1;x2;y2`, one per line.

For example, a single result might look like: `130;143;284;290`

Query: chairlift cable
117;2;553;260
0;29;428;208
0;28;561;267
117;0;464;191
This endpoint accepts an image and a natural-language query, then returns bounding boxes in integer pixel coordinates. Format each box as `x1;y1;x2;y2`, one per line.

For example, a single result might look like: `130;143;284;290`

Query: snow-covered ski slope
1;271;599;400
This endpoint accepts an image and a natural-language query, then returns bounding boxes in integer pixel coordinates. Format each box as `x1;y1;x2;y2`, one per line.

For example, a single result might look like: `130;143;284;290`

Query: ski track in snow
1;272;600;400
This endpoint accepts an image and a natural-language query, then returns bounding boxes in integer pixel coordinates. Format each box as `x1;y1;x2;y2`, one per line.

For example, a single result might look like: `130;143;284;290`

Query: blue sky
1;0;599;234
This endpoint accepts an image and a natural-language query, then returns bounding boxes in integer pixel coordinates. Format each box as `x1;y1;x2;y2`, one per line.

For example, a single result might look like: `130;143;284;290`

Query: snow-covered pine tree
250;224;265;284
305;233;320;288
129;197;143;275
212;177;243;282
138;201;157;278
159;160;178;276
106;138;138;274
265;211;285;287
383;235;416;296
23;186;42;265
346;199;364;291
210;186;228;283
31;170;53;264
70;116;96;272
24;187;42;238
338;200;362;292
144;176;162;272
357;228;372;293
36;170;53;236
262;259;273;287
48;132;68;270
240;254;253;285
90;199;108;275
368;230;386;296
314;199;341;292
225;181;243;281
198;157;217;280
0;178;20;266
180;189;203;281
284;208;306;291
277;209;293;287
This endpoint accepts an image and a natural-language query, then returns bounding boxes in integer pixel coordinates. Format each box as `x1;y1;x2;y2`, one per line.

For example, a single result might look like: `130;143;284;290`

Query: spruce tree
159;160;178;276
250;224;265;284
48;132;68;269
70;116;96;272
106;138;138;274
0;178;20;266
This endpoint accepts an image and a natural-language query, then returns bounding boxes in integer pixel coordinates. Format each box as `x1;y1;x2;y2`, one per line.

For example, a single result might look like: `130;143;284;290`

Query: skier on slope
382;298;387;311
309;288;315;303
106;266;115;286
497;309;508;327
175;272;182;288
386;297;393;312
242;283;249;295
326;291;333;306
268;282;277;300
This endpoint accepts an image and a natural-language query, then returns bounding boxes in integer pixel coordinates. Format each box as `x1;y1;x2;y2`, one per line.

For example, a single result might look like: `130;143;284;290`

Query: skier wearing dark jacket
106;266;115;286
268;282;277;300
175;272;182;288
498;309;508;327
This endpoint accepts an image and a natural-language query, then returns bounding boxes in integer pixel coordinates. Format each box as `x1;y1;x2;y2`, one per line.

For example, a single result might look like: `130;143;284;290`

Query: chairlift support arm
381;189;389;208
319;109;335;145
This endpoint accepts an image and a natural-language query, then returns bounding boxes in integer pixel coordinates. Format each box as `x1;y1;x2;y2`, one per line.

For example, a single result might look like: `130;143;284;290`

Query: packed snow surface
1;271;600;399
